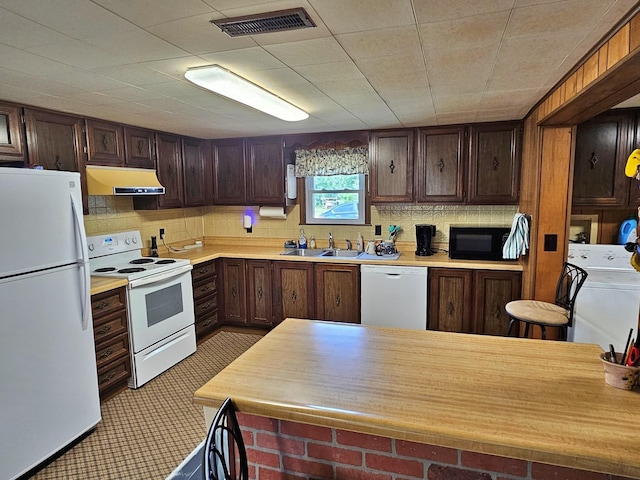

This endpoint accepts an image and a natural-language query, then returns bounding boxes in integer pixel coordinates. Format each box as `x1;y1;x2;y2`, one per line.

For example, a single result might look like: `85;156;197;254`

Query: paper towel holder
259;206;287;219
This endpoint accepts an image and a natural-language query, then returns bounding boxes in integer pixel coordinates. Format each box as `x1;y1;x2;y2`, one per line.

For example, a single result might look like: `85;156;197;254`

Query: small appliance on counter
416;224;436;256
449;225;510;261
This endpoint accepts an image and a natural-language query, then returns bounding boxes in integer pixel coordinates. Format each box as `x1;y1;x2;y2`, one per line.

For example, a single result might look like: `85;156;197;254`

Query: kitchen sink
279;249;326;256
320;249;361;258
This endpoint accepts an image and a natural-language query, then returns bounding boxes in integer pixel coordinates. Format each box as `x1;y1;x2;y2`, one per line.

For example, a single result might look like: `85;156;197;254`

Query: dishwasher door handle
386;274;401;278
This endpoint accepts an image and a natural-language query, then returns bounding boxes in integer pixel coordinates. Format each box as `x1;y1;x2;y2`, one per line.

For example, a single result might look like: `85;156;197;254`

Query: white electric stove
88;230;196;388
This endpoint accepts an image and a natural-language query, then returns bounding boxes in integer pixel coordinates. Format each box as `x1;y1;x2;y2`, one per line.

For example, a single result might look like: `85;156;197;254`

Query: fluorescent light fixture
184;64;308;122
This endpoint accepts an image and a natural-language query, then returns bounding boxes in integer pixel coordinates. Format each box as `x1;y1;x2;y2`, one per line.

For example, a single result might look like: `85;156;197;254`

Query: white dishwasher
360;264;428;330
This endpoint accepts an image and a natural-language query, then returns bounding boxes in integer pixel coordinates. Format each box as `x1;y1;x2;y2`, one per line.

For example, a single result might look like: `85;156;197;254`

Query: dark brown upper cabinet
370;129;414;203
247;136;285;205
124;126;155;169
85;119;125;166
467;121;521;204
415;126;465;203
573;110;633;208
182;136;211;207
0;101;25;162
213;138;247;205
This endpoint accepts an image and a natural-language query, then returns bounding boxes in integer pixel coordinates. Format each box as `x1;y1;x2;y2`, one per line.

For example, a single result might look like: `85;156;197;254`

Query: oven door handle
128;264;193;289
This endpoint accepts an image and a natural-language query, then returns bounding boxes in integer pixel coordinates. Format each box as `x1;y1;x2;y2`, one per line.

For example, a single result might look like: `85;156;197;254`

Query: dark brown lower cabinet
428;268;521;335
192;259;219;342
247;260;273;327
91;287;130;402
221;258;247;325
314;263;360;323
272;261;315;325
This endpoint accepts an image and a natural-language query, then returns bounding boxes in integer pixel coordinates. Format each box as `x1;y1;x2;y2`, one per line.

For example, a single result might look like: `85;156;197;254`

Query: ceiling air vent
211;8;316;37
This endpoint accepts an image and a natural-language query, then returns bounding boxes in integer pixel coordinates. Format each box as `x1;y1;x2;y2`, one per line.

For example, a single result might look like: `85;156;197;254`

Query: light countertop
90;238;522;295
193;318;640;478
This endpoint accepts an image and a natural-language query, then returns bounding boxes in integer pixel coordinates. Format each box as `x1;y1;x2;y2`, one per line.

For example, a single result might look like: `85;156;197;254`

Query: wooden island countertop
194;318;640;478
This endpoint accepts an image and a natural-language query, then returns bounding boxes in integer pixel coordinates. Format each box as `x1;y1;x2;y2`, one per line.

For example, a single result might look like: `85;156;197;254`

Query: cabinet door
314;264;360;323
124;126;155;168
428;268;473;333
222;258;247;324
472;270;521;336
155;133;183;209
370;129;414;203
416;126;465;203
631;113;640;206
85;119;124;165
23;108;84;172
272;261;315;325
247;136;284;205
183;137;211;207
0;101;25;161
247;260;273;327
573;111;632;207
213;138;246;204
467;122;520;204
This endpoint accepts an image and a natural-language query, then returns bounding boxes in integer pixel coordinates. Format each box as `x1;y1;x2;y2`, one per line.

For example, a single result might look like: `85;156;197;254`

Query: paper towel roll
259;206;287;219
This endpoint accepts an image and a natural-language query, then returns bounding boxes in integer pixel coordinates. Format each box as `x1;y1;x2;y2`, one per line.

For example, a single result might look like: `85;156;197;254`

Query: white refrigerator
0;168;101;480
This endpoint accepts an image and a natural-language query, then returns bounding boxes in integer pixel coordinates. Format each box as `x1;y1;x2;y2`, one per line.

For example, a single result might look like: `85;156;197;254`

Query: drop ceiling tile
0;0;136;39
89;64;174;87
146;13;256;55
418;11;509;50
146;80;204;98
199;47;286;72
83;30;188;63
432;93;481;114
26;39;124;69
435;111;478;125
336;25;422;60
93;0;216;28
96;86;166;103
332;93;386;108
143;56;212;80
367;68;429;91
307;0;415;34
413;0;516;23
505;0;612;39
264;37;350;66
294;61;364;83
0;7;70;49
355;54;425;78
479;88;539;109
313;77;377;97
426;45;498;90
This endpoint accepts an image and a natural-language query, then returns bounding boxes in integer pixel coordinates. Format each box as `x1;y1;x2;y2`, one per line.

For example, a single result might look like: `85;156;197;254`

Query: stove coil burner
95;267;116;273
118;267;146;274
155;259;176;264
130;258;155;264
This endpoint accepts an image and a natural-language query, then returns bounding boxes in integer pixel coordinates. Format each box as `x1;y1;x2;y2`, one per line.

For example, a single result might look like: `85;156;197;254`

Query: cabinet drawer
194;277;216;300
93;309;127;344
97;353;131;391
195;293;218;318
192;260;216;282
91;288;126;318
95;333;129;370
196;310;219;338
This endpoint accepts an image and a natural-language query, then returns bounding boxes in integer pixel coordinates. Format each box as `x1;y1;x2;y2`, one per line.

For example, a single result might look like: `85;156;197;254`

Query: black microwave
449;225;510;261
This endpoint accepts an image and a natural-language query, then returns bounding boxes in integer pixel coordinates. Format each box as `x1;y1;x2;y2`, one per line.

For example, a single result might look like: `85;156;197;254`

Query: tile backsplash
85;196;518;250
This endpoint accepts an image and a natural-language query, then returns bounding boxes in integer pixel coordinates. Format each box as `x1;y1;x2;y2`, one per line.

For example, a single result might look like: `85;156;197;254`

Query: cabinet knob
492;156;499;171
96;325;112;335
231;287;237;298
100;348;114;359
291;290;297;302
447;302;454;315
493;304;501;318
389;160;395;174
438;158;445;172
589;152;598;169
335;294;341;307
257;287;263;300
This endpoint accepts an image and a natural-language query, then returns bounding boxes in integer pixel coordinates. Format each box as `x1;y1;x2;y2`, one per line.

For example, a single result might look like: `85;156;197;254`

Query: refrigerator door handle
70;193;91;330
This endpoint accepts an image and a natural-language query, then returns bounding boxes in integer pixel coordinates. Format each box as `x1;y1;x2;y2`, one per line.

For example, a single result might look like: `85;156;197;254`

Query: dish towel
502;213;529;259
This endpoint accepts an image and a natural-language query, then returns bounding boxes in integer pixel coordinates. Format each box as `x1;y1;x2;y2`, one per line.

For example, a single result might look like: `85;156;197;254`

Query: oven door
127;264;195;354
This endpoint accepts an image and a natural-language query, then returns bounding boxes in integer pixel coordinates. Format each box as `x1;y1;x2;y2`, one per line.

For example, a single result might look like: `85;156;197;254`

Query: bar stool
203;397;249;480
505;262;588;340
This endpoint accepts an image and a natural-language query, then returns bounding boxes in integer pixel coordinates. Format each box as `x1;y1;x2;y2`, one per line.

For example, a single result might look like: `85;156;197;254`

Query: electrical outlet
159;228;165;240
375;225;382;236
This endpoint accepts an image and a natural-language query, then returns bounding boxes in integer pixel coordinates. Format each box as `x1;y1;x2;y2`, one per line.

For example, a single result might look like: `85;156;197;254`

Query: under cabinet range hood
86;165;165;195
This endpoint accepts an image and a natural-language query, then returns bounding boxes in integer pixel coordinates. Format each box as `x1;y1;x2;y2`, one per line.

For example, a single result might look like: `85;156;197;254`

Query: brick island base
237;413;634;480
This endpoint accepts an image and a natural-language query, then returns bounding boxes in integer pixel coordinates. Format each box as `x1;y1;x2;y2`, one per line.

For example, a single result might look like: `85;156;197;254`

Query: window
305;174;366;225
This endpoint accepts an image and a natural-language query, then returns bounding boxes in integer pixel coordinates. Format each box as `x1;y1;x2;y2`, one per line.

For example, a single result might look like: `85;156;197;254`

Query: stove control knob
132;237;138;244
124;238;130;245
88;243;94;251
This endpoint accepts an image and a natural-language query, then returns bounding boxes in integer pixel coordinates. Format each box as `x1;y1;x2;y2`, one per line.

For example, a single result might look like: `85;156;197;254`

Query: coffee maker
415;224;436;256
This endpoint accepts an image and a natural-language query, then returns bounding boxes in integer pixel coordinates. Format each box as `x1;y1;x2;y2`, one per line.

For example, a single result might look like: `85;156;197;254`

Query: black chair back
203;397;249;480
555;262;588;327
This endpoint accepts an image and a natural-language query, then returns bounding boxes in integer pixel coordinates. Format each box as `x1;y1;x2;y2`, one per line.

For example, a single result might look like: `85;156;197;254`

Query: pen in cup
621;328;633;365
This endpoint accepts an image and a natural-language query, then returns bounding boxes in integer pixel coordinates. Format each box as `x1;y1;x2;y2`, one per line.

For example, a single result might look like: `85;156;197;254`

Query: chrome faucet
345;239;352;250
328;232;334;249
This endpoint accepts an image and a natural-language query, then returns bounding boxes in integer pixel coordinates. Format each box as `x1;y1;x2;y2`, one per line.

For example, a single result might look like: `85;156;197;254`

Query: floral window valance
294;146;369;177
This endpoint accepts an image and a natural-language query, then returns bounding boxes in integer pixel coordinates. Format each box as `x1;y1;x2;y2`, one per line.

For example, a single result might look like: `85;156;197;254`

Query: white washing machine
567;244;640;351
